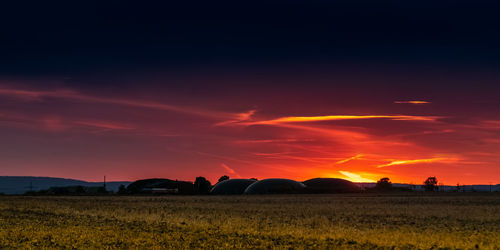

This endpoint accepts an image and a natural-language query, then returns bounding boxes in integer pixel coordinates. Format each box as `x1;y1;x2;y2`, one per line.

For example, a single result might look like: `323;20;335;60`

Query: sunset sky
1;1;499;184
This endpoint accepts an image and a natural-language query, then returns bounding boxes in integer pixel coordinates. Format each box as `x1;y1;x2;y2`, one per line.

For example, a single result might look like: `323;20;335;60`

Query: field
0;194;499;249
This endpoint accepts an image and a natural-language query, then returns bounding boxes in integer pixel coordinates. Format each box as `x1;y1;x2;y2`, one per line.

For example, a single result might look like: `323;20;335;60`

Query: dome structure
244;178;306;194
210;179;257;195
302;178;360;193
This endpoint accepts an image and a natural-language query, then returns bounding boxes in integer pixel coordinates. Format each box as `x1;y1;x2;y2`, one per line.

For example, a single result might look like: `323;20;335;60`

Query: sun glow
338;171;376;183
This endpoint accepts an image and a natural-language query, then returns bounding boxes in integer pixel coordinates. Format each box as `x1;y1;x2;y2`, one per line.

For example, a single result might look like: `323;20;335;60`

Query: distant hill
0;176;131;194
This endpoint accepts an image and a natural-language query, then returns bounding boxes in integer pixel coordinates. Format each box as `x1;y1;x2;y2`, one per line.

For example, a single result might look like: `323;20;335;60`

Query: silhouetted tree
218;175;230;183
194;176;212;195
376;177;392;191
424;176;438;191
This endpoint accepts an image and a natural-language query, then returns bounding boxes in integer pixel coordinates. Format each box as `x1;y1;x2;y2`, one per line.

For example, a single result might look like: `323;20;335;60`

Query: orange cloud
243;114;439;125
394;101;431;104
336;154;363;164
377;157;458;168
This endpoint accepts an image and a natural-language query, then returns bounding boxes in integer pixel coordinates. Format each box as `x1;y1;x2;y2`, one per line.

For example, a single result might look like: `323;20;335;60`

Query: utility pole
25;181;37;192
104;175;107;191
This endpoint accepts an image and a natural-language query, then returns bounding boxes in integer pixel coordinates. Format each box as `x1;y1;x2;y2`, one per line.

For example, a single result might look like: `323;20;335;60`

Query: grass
0;193;499;249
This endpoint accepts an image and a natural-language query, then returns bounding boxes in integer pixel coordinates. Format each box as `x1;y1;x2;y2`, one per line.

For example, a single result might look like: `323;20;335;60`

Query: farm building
302;178;360;193
244;178;306;194
210;179;257;195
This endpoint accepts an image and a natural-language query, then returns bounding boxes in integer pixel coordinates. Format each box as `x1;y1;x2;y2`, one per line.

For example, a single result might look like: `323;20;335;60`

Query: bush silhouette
194;177;212;195
376;177;392;191
218;175;230;183
424;176;438;191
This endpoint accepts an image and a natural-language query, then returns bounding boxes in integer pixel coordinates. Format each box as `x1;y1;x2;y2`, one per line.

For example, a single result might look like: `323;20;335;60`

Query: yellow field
0;194;499;249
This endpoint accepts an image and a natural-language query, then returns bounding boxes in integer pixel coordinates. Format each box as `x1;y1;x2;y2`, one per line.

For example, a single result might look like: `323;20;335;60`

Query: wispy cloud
0;86;237;120
221;163;241;178
479;120;500;130
196;151;260;166
377;157;458;168
241;114;440;126
394;100;431;104
271;123;369;140
214;109;256;126
0;112;136;133
41;116;67;131
74;121;135;130
253;153;335;163
338;171;375;182
336;154;363;164
235;138;315;144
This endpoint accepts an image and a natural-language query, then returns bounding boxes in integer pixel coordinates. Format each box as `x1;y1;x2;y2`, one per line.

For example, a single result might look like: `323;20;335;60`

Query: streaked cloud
41;116;67;131
196;151;260;166
394;100;431;104
74;121;135;130
253;153;335;163
242;114;440;125
377;157;458;168
0;111;136;133
479;120;500;130
268;123;369;140
0;86;237;120
235;138;315;144
214;109;256;126
221;163;241;178
336;154;363;164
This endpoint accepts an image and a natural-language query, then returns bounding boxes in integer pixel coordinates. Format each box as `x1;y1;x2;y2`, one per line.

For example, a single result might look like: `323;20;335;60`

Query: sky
1;1;500;184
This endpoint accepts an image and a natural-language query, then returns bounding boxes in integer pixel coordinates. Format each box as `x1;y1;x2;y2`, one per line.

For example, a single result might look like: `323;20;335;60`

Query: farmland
0;194;499;249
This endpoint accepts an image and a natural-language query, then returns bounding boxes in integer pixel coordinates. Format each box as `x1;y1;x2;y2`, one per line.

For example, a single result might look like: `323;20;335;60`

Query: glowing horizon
0;82;499;185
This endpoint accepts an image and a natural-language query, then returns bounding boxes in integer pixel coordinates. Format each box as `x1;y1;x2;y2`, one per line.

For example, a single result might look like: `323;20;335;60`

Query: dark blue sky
1;1;500;76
